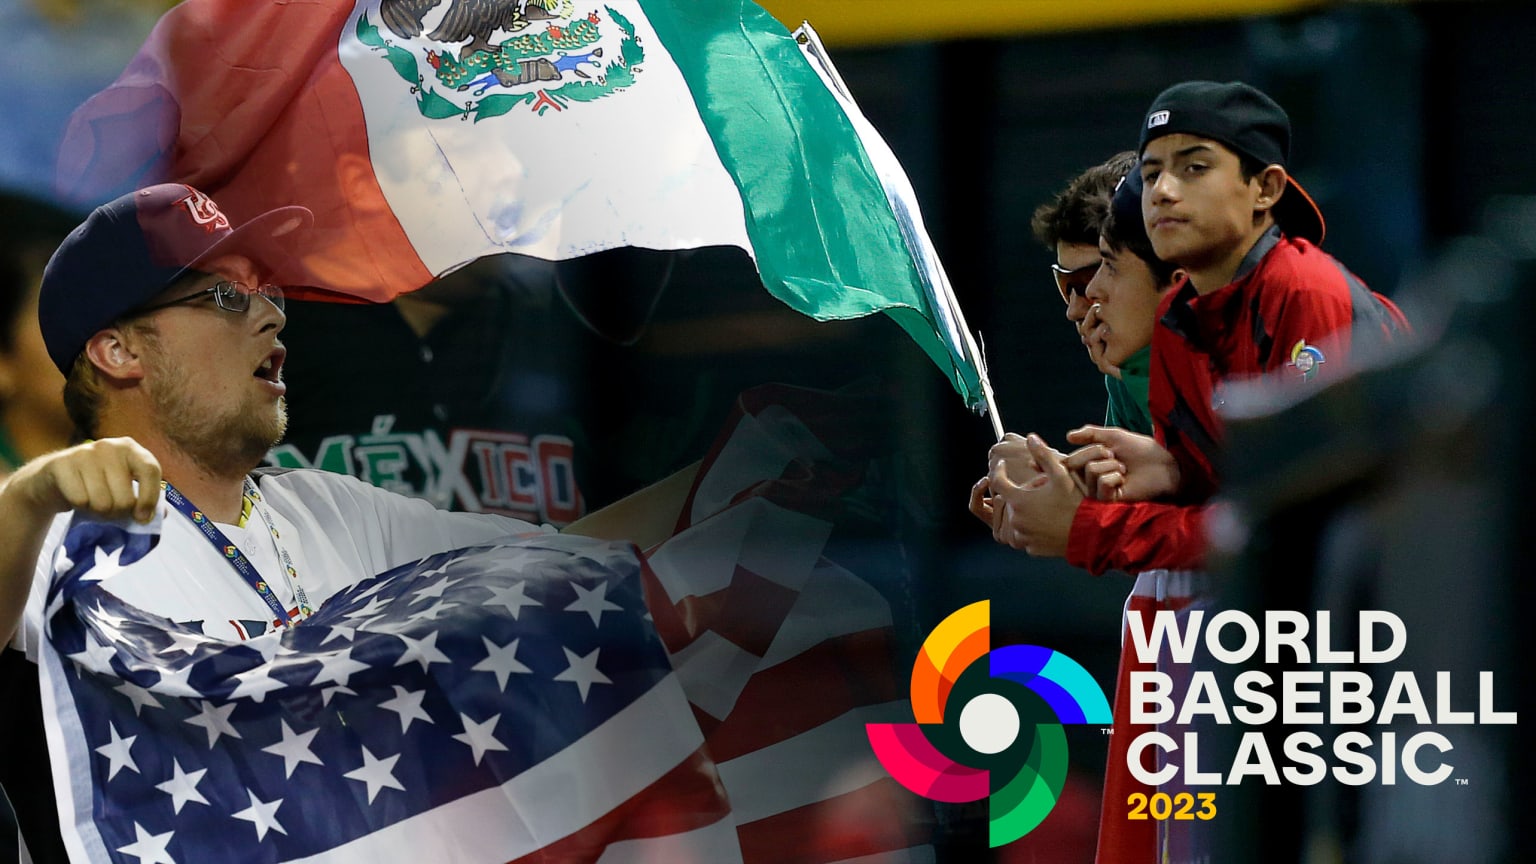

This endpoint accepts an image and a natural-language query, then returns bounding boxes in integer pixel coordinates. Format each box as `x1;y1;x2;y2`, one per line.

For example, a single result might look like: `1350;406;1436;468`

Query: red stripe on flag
734;777;928;864
692;704;722;741
504;745;731;864
704;628;899;762
673;566;799;656
673;384;874;532
641;561;804;657
59;0;433;299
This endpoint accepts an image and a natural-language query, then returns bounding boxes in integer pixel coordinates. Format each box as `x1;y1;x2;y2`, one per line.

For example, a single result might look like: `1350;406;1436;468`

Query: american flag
640;384;933;864
40;526;732;863
40;384;931;863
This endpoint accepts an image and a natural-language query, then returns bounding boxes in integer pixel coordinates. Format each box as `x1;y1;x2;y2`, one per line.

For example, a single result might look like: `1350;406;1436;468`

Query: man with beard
0;183;666;857
1;183;563;655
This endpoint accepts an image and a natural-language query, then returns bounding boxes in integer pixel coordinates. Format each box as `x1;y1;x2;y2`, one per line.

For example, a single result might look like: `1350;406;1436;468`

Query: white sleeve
11;513;71;662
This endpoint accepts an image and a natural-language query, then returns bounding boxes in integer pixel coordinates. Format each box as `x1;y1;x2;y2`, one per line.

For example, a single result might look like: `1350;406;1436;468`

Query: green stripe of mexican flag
644;2;987;411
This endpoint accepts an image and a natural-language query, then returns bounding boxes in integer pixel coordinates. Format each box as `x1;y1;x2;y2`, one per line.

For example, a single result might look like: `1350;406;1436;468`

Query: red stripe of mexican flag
58;0;986;409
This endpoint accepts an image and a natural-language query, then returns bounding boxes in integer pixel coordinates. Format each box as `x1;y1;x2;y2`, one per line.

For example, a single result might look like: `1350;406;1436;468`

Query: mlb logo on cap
1148;110;1171;129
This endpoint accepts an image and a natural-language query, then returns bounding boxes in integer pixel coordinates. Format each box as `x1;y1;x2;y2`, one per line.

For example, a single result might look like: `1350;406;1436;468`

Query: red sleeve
1263;274;1355;380
1065;498;1207;575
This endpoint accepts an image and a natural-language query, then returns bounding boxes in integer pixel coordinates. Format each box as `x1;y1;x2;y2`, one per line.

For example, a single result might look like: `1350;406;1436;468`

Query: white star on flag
115;822;175;864
67;633;117;673
184;700;242;748
393;631;451;673
95;722;139;780
90;601;132;633
483;580;539;619
318;623;356;647
158;628;214;657
320;684;356;706
343;746;405;804
154;758;209;814
553;646;611;703
113;680;163;716
228;662;285;703
82;544;126;584
232;790;287;841
452;712;510;766
345;595;390;623
261;720;324;778
563;581;622;627
309;648;370;687
154;662;199;698
406;600;457;623
244;632;291;663
51;543;74;577
378;685;433;733
409;575;459;605
471;636;532;691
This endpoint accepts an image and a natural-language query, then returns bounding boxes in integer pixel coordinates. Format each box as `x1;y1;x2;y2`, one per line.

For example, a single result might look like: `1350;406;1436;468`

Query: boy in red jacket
988;80;1407;573
985;81;1409;864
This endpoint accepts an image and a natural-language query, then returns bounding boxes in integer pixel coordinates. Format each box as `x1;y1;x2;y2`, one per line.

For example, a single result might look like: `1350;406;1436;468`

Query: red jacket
1066;227;1409;575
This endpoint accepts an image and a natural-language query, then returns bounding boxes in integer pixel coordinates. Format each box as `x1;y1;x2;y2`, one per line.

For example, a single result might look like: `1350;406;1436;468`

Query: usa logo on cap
1148;110;1170;129
173;187;231;233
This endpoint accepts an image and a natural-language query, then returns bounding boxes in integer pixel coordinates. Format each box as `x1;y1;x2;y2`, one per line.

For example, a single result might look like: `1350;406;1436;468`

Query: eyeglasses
1051;262;1100;304
135;280;286;316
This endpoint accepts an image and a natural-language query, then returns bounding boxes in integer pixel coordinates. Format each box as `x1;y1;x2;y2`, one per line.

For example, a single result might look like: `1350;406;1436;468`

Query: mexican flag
58;0;993;414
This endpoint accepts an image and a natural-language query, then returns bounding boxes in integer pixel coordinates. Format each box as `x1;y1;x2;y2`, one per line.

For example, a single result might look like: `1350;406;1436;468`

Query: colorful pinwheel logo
866;600;1111;847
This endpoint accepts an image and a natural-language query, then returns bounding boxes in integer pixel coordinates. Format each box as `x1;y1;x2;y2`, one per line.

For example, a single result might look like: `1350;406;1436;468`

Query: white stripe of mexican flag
339;0;990;413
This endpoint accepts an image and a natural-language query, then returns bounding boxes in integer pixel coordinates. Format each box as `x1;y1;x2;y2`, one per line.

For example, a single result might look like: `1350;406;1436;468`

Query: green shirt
1103;345;1152;436
0;427;21;474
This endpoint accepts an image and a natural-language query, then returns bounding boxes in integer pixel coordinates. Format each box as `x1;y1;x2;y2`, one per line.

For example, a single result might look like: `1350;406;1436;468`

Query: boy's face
1053;241;1100;326
1139;134;1266;268
1084;238;1164;368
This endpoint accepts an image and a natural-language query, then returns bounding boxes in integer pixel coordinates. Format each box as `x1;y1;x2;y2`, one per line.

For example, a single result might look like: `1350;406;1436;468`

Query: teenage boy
1028;151;1144;428
969;153;1143;528
987;80;1408;572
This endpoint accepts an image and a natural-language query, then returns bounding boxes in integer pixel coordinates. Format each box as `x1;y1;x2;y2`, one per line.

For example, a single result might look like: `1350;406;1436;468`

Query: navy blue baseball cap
1138;80;1326;245
38;183;311;373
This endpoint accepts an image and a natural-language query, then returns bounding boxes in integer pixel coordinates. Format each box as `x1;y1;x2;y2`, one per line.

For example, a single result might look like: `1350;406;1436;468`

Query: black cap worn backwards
1138;80;1325;245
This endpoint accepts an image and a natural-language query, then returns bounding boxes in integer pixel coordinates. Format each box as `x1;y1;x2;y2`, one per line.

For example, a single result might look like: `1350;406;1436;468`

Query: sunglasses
135;280;286;316
1050;262;1100;304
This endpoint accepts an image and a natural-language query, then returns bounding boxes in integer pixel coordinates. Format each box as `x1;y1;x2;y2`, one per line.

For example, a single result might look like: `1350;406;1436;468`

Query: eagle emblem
359;0;644;120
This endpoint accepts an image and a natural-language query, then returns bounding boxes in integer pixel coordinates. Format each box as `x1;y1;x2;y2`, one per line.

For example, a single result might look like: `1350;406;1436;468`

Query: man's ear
82;329;147;382
1252;165;1289;214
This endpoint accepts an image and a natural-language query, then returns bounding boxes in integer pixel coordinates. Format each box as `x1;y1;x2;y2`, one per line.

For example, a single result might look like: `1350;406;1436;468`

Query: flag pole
795;22;1004;442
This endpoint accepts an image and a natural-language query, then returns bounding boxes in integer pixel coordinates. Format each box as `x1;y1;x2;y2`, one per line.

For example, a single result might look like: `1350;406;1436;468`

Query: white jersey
15;468;547;658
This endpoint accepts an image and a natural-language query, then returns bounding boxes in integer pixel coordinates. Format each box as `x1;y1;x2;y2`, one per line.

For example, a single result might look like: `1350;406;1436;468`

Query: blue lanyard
162;479;312;627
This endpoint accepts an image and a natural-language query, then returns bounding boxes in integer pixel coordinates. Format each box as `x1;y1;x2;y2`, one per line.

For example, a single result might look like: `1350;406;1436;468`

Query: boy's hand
986;434;1083;557
1063;426;1180;502
1080;304;1121;379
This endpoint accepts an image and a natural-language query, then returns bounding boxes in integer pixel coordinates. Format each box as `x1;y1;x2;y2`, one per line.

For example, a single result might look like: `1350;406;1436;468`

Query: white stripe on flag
592;818;746;864
670;630;761;722
285;675;704;863
648;498;831;602
717;702;909;825
759;560;894;671
689;406;833;523
40;638;112;864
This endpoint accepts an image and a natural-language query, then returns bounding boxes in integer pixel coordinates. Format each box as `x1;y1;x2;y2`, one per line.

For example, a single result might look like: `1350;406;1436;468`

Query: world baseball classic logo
866;600;1111;846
